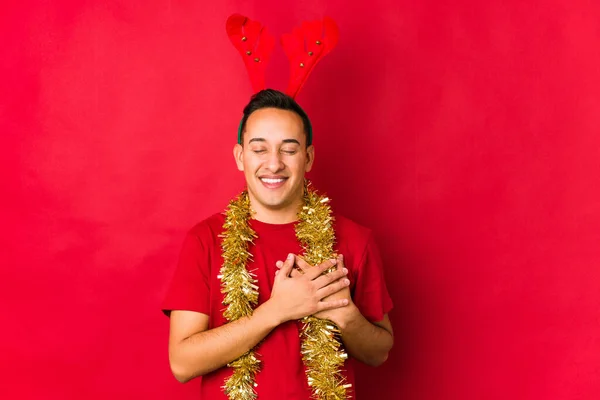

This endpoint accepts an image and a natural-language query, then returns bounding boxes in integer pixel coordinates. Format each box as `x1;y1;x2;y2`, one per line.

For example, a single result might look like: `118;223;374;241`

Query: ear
233;143;244;171
305;145;315;172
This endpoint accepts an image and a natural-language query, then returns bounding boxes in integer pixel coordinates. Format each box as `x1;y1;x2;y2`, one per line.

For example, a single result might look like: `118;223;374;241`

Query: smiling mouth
259;177;288;189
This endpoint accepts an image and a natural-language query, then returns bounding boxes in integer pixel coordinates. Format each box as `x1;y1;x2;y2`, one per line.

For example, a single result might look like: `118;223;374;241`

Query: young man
162;89;393;399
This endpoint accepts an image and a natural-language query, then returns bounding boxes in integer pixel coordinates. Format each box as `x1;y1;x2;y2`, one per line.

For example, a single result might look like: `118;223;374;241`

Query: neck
248;196;303;224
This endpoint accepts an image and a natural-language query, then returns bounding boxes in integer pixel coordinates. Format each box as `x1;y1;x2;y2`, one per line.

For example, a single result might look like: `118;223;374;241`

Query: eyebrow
282;139;301;145
248;138;301;145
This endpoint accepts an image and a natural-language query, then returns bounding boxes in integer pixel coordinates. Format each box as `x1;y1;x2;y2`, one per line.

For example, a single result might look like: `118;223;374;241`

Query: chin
259;196;293;210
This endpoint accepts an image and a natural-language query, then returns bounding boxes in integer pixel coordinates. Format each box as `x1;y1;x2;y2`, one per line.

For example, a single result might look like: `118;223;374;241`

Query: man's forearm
338;307;393;367
170;301;280;382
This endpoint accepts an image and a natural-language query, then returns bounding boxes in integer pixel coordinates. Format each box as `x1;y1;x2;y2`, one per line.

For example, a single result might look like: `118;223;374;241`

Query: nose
265;151;285;173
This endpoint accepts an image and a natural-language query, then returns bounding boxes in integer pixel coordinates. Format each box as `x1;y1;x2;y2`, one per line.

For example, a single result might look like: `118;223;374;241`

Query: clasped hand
269;253;354;327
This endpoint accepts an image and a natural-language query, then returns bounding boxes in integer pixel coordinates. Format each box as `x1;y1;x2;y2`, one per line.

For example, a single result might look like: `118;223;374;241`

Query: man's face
233;108;314;215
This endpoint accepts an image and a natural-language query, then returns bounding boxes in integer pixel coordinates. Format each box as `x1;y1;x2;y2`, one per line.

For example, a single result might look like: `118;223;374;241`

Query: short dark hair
238;89;313;146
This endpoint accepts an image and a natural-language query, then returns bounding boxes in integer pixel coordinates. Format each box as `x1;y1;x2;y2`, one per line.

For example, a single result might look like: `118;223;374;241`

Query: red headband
226;14;340;98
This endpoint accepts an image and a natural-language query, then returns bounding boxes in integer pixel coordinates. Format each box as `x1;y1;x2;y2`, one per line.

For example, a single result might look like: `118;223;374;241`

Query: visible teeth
261;178;285;184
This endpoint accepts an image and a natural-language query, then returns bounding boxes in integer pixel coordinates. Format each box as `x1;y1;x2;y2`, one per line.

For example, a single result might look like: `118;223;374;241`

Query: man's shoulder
187;212;226;239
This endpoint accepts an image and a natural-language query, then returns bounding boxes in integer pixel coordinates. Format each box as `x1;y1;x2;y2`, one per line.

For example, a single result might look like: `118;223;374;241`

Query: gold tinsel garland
219;192;261;400
296;186;350;400
220;184;350;400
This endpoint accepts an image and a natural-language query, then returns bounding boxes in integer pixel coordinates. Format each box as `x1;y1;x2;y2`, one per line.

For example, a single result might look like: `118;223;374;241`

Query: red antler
281;17;340;98
226;14;276;93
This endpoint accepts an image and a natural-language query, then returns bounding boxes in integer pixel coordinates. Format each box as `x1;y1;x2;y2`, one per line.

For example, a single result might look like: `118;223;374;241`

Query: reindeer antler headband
226;14;340;145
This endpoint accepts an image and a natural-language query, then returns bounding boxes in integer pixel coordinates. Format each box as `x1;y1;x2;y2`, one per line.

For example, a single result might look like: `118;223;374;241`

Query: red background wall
1;1;599;399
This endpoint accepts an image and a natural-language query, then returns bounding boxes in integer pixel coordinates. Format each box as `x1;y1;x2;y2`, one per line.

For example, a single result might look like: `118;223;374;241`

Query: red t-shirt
162;212;393;400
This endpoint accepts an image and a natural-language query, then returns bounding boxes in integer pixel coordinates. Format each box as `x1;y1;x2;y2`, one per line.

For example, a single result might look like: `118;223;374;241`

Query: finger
313;267;347;289
295;257;312;274
316;277;350;299
305;258;337;280
317;298;349;312
337;254;345;269
290;267;303;278
275;254;295;280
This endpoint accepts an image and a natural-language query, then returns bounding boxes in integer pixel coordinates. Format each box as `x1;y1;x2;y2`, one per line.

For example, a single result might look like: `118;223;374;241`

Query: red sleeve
352;233;393;322
162;231;211;316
